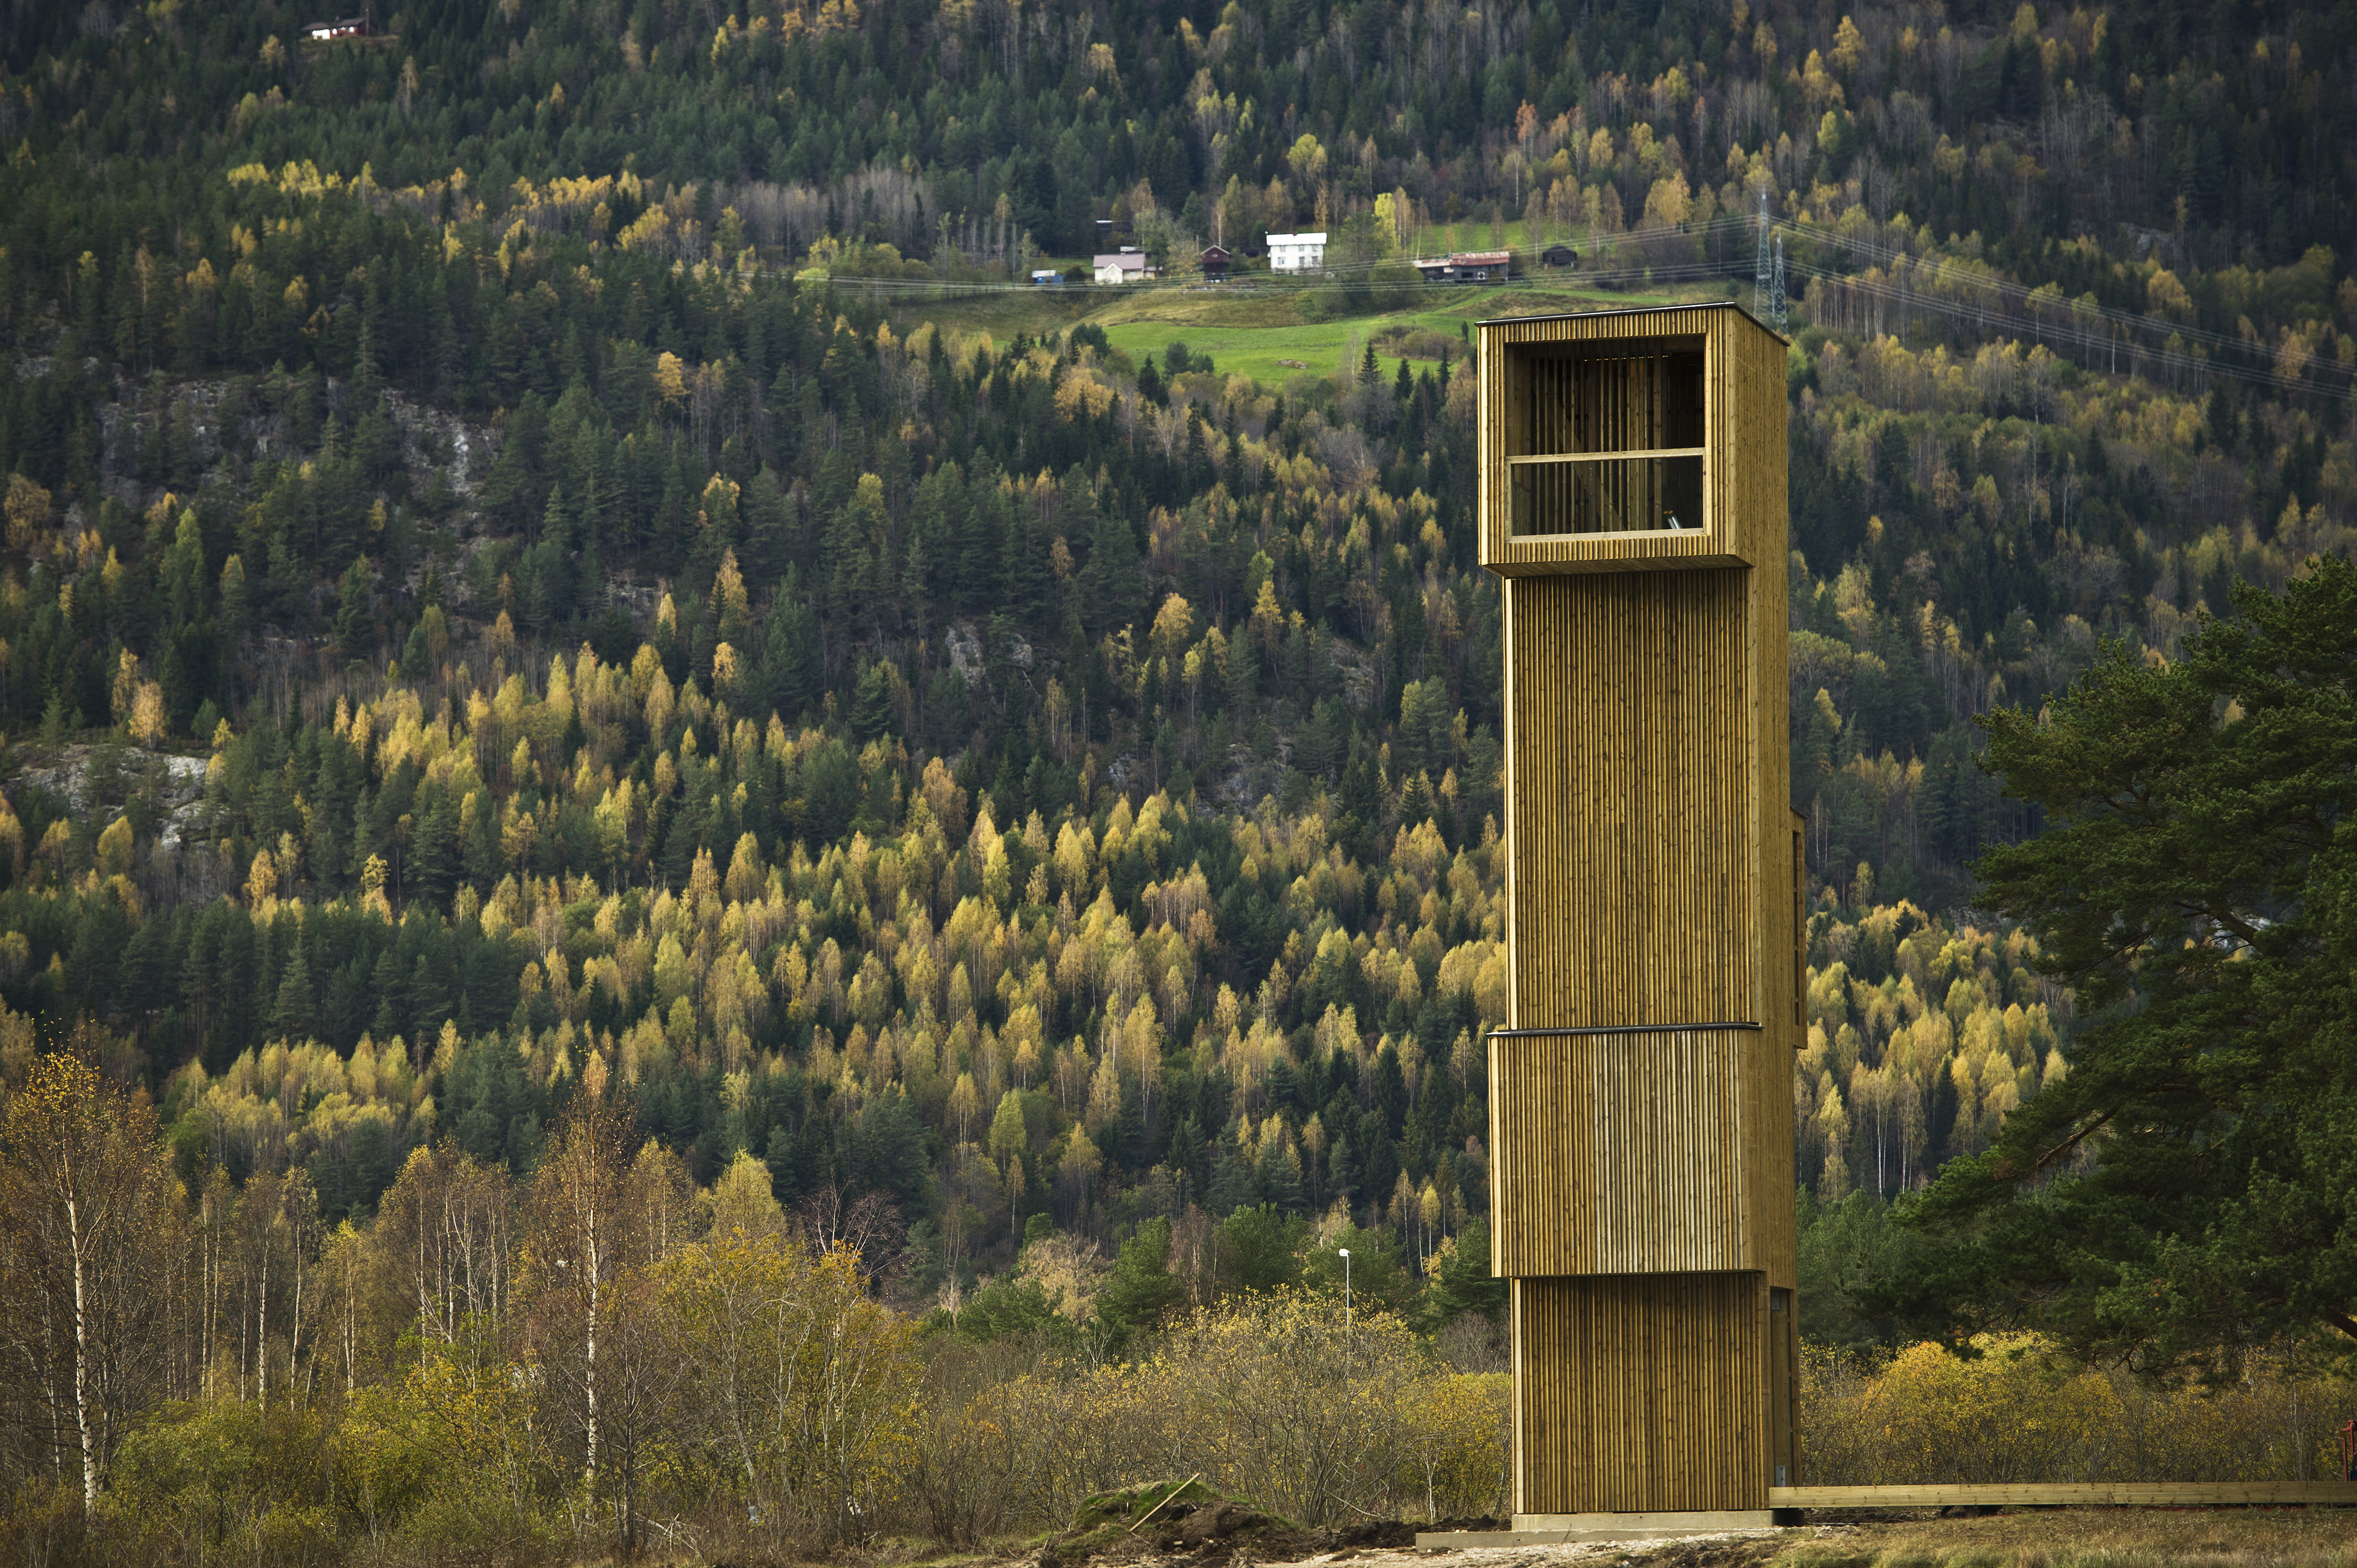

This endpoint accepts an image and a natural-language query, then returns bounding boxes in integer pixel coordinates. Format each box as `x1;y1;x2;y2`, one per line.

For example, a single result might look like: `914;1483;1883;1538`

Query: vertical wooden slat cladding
1483;305;1794;1517
1490;1028;1762;1275
1746;313;1798;1286
1514;1275;1769;1513
1505;570;1751;1027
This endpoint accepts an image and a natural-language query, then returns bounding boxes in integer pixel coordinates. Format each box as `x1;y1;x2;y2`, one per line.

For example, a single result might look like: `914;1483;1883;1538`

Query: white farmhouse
1092;246;1156;285
1266;232;1327;274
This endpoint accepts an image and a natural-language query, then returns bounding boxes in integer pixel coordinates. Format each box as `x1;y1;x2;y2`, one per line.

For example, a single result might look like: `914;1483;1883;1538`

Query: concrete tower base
1414;1512;1785;1549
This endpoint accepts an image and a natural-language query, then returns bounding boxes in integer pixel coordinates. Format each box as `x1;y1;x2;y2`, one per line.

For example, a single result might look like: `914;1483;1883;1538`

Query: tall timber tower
1476;304;1802;1526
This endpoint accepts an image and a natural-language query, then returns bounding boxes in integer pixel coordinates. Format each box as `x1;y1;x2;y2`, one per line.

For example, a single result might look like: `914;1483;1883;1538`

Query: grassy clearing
1085;286;1319;329
870;270;1742;391
1097;313;1381;386
1771;1508;2357;1568
1080;277;1720;387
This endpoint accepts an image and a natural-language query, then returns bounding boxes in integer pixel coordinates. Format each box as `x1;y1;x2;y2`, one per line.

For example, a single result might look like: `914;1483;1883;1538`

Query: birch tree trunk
0;1048;172;1515
67;1196;96;1513
526;1095;635;1499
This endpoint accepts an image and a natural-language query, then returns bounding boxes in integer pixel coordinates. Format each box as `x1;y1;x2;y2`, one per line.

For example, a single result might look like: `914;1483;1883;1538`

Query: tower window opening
1505;341;1705;538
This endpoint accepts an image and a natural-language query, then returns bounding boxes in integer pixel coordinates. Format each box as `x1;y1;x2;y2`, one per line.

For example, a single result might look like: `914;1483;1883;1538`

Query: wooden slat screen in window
1521;349;1706;456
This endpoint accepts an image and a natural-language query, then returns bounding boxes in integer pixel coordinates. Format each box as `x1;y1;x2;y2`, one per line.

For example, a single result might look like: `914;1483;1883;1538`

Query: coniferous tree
334;557;374;661
1332;750;1382;865
850;660;896;742
760;570;822;723
1079;503;1143;640
1870;559;2357;1373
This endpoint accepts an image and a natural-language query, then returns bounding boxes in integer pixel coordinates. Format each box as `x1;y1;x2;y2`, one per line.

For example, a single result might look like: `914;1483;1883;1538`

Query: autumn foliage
0;1058;1508;1562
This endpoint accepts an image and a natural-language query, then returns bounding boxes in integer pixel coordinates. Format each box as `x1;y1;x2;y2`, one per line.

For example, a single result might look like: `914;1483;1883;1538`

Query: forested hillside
1;0;2355;1535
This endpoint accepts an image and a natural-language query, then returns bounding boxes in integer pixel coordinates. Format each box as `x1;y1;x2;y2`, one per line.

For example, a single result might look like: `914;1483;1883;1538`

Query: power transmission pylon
1753;193;1773;321
1771;234;1788;333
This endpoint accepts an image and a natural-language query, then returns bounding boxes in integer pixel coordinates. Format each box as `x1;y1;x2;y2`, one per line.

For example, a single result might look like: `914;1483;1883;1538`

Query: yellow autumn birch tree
0;1049;176;1513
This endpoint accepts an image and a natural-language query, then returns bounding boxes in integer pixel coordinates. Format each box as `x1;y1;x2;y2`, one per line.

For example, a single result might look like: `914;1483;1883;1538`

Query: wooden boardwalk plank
1771;1483;2357;1508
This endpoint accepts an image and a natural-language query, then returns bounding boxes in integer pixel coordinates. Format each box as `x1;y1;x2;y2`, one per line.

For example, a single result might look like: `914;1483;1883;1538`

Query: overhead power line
799;210;2349;401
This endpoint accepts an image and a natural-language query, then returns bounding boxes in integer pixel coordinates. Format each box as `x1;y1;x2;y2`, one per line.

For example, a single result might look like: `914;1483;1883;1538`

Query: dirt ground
999;1508;2357;1568
1767;1507;2357;1567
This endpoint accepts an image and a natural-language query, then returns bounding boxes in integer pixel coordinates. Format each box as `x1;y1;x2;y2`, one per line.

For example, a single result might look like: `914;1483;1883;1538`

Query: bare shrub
900;1334;1074;1545
933;1292;1508;1533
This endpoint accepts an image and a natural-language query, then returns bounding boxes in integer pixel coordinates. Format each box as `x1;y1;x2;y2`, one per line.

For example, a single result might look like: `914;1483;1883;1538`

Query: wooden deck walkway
1771;1482;2356;1508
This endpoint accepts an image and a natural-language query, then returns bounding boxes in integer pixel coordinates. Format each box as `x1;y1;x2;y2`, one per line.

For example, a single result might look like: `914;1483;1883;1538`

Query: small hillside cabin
1541;243;1579;269
1412;250;1514;283
1198;245;1233;281
306;17;370;38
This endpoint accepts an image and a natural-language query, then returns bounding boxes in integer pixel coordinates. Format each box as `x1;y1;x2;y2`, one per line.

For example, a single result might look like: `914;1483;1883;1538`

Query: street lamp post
1338;1247;1351;1374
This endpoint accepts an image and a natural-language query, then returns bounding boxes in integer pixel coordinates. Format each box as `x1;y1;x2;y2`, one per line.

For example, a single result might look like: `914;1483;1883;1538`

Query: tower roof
1475;298;1788;345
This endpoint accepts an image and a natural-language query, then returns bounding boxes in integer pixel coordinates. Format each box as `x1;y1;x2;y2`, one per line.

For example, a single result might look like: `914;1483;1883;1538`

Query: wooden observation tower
1477;304;1802;1528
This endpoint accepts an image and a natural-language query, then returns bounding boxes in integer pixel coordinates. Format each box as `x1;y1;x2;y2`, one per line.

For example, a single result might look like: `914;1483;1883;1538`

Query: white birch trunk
584;1223;601;1487
66;1195;96;1514
256;1243;269;1403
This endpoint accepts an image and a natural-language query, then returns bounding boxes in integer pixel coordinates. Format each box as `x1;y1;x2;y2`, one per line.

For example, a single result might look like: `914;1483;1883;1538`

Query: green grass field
1084;275;1716;389
879;268;1735;393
